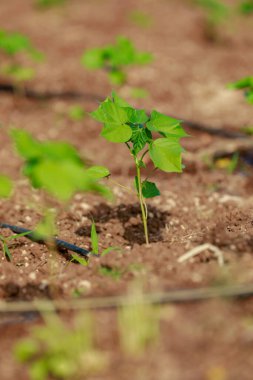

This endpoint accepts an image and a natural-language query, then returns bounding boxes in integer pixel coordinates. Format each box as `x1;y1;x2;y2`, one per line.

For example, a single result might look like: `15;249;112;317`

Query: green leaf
101;246;121;257
91;221;99;255
149;138;183;173
86;166;110;179
228;76;253;90
126;108;149;124
246;89;253;104
0;175;12;198
130;126;150;154
101;123;132;143
68;105;85;121
91;99;128;124
81;48;105;69
142;180;160;198
3;242;12;260
34;211;57;239
71;254;89;266
147;111;187;137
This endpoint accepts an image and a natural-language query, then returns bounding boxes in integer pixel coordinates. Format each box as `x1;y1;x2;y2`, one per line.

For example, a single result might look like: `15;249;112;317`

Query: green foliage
35;0;66;8
239;0;253;14
0;230;31;261
11;129;111;202
0;29;43;83
81;36;153;85
118;282;160;355
14;312;107;380
0;174;12;198
228;76;253;104
91;92;187;244
90;221;120;257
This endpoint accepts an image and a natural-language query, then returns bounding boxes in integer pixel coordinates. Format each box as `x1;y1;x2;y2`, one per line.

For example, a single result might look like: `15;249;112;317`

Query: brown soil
0;0;253;379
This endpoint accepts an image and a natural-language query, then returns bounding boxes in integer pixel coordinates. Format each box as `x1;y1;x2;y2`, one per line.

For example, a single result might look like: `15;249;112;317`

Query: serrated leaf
101;123;132;143
91;99;128;125
131;126;150;153
142;180;160;198
147;111;187;137
126;108;149;124
149;138;183;173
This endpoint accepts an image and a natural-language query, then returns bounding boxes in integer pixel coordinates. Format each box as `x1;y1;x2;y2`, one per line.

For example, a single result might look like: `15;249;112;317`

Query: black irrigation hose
0;223;95;258
0;83;102;101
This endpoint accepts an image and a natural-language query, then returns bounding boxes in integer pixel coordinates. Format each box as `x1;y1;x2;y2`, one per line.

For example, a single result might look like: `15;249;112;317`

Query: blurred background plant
0;30;43;88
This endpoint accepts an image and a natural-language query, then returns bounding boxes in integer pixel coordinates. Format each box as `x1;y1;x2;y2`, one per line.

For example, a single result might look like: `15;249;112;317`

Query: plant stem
135;160;149;246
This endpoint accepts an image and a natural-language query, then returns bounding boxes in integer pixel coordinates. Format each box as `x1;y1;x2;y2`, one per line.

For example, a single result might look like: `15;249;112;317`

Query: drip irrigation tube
0;223;95;258
0;283;253;316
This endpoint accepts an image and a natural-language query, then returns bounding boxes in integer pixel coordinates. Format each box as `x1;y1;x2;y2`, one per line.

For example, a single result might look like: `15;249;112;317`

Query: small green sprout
228;76;253;105
91;92;187;245
14;312;108;380
0;30;43;84
0;230;31;261
81;36;152;85
11;129;111;202
90;220;120;256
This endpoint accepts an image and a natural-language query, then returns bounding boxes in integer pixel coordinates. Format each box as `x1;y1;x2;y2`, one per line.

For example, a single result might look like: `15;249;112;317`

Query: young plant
228;76;253;105
81;36;152;85
10;129;111;260
14;311;108;380
0;30;43;85
91;92;187;245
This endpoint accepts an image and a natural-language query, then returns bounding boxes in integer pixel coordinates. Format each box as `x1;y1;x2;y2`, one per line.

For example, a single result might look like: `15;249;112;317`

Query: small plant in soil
10;128;110;259
14;312;108;380
228;76;253;105
91;92;187;245
81;36;152;85
0;30;43;86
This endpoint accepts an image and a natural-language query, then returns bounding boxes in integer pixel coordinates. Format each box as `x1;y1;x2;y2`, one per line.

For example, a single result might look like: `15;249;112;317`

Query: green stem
136;159;149;246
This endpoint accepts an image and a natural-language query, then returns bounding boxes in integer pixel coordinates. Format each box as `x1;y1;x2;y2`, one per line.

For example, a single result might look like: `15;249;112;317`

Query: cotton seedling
228;76;253;105
0;30;43;85
11;129;111;203
10;129;111;260
14;311;108;380
81;36;152;85
91;92;187;245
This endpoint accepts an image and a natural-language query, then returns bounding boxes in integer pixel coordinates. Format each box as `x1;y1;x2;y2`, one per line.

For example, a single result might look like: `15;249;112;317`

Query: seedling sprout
91;92;187;245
